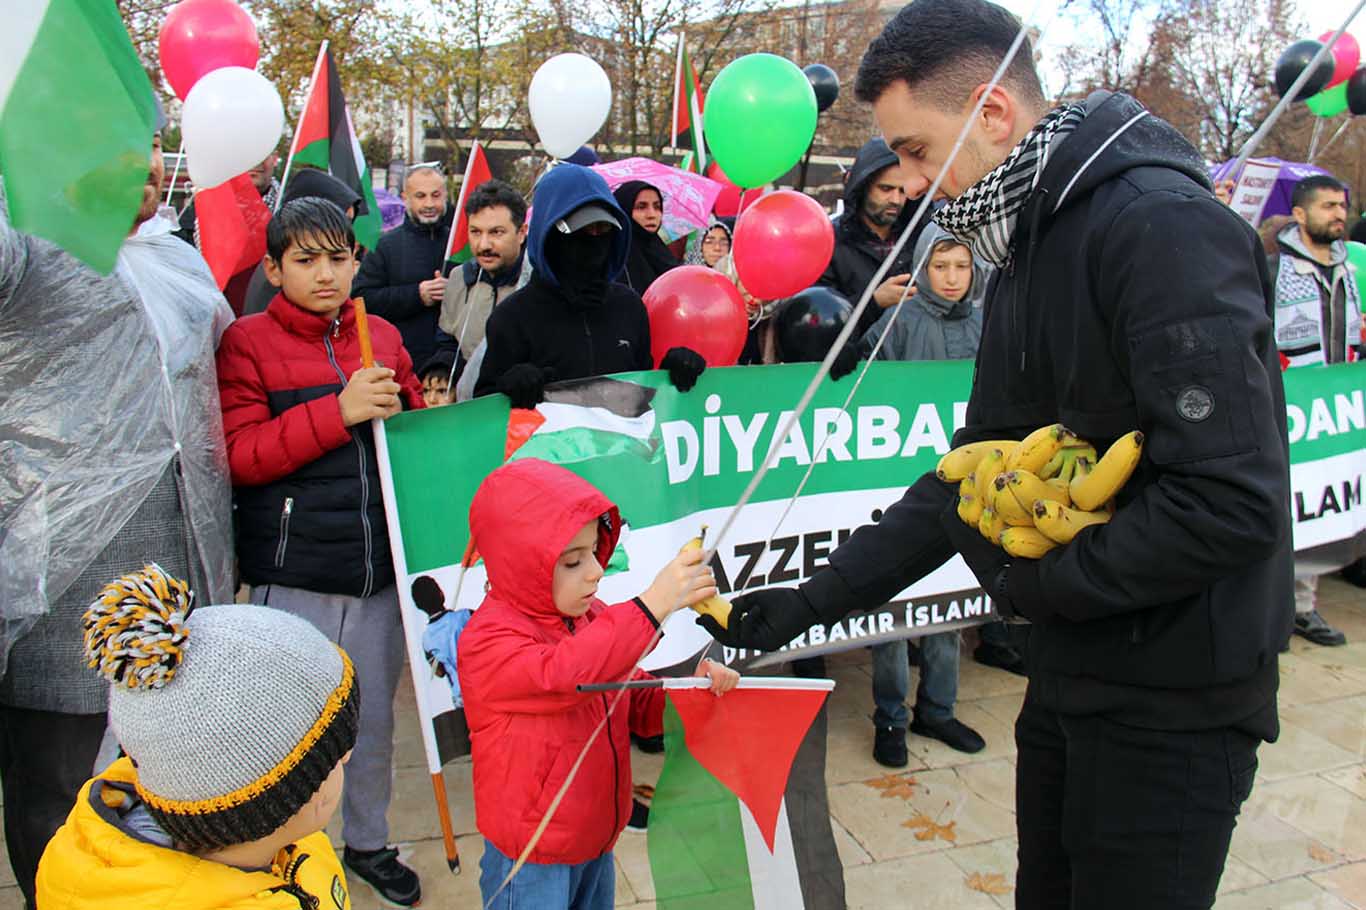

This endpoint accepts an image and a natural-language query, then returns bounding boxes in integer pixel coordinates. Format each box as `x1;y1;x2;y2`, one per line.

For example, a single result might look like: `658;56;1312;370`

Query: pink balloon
731;190;835;301
642;267;749;368
159;0;260;100
1321;31;1361;89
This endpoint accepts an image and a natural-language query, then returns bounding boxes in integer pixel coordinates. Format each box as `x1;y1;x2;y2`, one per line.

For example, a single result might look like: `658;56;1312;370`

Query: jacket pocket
1129;315;1257;465
274;497;294;569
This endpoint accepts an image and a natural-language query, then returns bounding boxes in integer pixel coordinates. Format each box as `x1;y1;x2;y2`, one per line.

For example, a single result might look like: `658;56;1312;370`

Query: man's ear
263;256;284;288
518;223;529;242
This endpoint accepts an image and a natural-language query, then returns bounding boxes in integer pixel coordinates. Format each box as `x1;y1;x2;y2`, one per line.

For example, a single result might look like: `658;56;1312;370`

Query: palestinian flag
196;173;271;290
1;0;157;273
506;377;663;467
649;678;838;909
444;141;494;268
287;45;382;249
671;37;707;173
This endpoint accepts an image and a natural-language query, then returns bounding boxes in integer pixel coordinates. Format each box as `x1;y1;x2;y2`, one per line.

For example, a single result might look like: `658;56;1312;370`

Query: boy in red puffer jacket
215;197;426;907
458;458;738;910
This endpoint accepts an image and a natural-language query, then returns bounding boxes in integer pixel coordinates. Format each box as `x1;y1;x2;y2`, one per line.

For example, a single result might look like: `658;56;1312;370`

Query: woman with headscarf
612;180;680;294
683;217;733;269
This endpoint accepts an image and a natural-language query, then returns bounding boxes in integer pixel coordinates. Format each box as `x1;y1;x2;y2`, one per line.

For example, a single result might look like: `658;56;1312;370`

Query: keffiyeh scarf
934;104;1085;268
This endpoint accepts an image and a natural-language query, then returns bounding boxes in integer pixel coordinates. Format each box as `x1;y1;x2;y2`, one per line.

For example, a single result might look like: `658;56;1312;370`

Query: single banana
978;506;1007;544
936;440;1019;482
958;492;984;526
992;473;1035;526
681;528;733;629
1040;449;1067;480
1070;431;1145;511
974;448;1010;506
1032;500;1111;544
1045;478;1073;507
1006;469;1070;513
1006;423;1077;475
1001;527;1059;558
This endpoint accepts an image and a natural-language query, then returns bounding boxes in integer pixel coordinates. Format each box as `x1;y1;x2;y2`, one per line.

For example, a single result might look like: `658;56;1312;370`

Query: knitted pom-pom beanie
83;564;360;850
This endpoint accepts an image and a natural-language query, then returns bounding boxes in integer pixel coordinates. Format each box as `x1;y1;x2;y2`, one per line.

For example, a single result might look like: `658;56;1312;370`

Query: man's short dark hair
1291;174;1346;212
855;0;1044;111
465;179;527;227
266;197;355;261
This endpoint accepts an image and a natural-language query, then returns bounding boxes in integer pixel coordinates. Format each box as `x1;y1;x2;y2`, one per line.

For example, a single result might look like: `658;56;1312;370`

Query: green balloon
1346;241;1366;314
1306;80;1349;117
704;54;818;189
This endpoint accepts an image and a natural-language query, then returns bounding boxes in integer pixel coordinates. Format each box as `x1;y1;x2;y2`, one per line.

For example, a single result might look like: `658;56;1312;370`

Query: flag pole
276;41;329;212
670;34;684;160
691;57;707;173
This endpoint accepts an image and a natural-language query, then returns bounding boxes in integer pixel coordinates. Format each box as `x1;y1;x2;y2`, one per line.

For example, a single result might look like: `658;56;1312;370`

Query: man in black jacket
700;1;1292;907
352;165;453;368
819;138;924;338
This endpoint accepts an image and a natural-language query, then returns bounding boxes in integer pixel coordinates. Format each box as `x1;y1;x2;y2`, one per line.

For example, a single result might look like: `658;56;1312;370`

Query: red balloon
642;266;749;368
731;190;834;301
1321;31;1362;89
159;0;260;100
708;161;743;217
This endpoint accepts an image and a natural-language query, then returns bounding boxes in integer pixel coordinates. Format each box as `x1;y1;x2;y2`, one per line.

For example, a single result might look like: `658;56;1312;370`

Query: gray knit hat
83;565;359;850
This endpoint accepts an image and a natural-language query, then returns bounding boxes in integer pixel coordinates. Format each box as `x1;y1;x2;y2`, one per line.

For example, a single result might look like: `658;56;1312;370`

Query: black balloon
803;63;840;113
1275;39;1335;101
1348;67;1366;116
774;287;853;363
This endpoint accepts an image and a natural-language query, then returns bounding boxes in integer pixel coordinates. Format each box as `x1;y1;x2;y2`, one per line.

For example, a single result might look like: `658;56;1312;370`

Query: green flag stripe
293;137;329;173
509;427;662;467
649;701;754;910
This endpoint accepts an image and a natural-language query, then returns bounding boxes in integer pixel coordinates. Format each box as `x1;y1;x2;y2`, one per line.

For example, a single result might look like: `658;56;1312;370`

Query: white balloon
528;54;612;159
182;67;284;189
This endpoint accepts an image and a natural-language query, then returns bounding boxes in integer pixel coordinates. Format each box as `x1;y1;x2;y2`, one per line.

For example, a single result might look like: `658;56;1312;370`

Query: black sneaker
873;725;908;768
625;798;650;831
632;733;665;753
344;846;421;908
1294;610;1347;647
911;715;985;754
974;641;1026;676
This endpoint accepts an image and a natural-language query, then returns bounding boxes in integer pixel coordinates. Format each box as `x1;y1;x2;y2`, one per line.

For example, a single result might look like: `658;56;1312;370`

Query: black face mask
547;229;615;309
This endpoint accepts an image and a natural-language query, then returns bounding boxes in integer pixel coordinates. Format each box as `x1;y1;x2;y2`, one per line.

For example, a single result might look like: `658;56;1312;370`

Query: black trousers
0;706;106;908
1014;698;1260;910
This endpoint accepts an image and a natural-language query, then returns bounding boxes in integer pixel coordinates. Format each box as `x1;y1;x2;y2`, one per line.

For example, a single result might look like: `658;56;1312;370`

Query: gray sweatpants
253;583;406;851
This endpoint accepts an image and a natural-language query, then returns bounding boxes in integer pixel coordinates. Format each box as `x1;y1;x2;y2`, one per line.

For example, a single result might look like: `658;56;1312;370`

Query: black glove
938;496;1054;622
497;363;553;410
829;341;860;381
661;346;707;392
697;567;863;651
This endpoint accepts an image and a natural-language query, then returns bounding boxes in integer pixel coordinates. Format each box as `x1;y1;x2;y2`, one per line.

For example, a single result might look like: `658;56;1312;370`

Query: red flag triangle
668;685;828;852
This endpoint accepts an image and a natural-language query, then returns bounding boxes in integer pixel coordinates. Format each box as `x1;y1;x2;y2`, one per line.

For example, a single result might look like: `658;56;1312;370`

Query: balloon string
702;0;1051;569
164;137;185;208
1311;118;1353;163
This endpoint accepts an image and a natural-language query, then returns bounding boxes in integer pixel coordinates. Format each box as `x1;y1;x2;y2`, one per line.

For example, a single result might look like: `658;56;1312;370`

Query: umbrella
590;157;724;241
1207;156;1337;223
374;187;406;232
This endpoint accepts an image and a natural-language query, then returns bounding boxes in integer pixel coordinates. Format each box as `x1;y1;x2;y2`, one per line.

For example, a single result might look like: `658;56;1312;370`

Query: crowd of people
2;0;1364;908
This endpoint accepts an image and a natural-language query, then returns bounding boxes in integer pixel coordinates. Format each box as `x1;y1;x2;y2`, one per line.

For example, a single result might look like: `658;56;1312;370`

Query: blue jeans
871;631;959;728
478;841;614;910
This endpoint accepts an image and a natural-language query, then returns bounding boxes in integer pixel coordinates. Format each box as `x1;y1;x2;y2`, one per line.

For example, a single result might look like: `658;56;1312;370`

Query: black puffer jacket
818;138;925;337
352;207;455;368
819;92;1292;739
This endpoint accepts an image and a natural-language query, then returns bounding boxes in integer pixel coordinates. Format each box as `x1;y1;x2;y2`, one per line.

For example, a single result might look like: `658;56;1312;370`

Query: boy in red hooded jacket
458;458;738;909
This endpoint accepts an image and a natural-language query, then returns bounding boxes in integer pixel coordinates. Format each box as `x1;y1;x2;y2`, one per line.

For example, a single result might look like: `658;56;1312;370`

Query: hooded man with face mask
475;164;705;407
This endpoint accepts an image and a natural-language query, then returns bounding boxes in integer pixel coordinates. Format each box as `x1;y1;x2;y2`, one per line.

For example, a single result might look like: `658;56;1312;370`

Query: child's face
553;520;605;618
264;232;358;320
926;244;973;303
421;373;451;407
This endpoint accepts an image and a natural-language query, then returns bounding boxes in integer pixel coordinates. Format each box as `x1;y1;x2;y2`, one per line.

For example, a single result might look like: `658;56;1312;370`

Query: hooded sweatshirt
475;164;652;397
36;758;349;910
859;225;985;362
1270;222;1362;367
612;180;680;293
457;459;664;865
818;138;926;337
822;91;1291;740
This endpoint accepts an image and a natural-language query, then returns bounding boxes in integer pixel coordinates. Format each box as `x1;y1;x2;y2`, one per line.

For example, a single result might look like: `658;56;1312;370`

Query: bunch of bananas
936;424;1144;558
